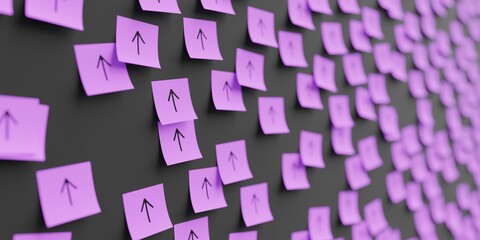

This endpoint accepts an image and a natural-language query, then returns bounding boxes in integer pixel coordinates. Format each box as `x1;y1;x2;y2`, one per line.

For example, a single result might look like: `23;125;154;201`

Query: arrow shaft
231;157;236;171
172;98;178;112
137;38;140;55
145;206;151;223
177;137;183;151
4;117;9;140
254;201;258;213
200;36;205;50
54;0;58;12
67;185;73;206
248;67;253;79
205;185;210;199
225;87;230;101
101;62;109;81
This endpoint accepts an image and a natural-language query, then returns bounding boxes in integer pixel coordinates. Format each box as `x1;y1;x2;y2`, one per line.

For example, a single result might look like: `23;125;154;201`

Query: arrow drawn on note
61;178;77;206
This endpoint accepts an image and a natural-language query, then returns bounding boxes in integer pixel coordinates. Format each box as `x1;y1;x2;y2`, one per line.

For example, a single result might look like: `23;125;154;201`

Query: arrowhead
223;81;231;91
141;198;154;212
251;194;259;203
132;31;145;43
0;110;16;125
61;178;76;193
96;55;111;68
202;177;212;188
228;151;237;160
258;19;265;27
173;128;185;141
168;89;180;101
189;230;199;239
246;61;254;70
196;29;206;39
268;106;276;114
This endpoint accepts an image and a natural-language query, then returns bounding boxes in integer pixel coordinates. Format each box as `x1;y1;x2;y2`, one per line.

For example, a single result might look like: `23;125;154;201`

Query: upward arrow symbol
60;178;77;206
268;106;276;124
246;61;255;79
141;198;154;223
196;29;207;50
173;128;185;151
0;110;17;140
188;230;199;240
228;151;238;171
223;81;232;101
251;194;260;213
131;31;146;55
201;177;212;199
257;19;266;36
168;89;180;112
97;55;112;81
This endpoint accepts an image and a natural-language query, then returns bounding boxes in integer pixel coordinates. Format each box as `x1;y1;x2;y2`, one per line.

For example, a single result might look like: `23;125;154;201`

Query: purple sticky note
391;142;411;171
373;43;393;74
278;31;308;68
229;231;258;240
424;67;441;93
439;82;456;107
449;20;464;46
383;0;404;20
36;161;101;228
404;12;422;42
138;0;181;14
379;105;400;141
343;53;367;86
358;136;383;171
321;22;348;55
434;130;452;159
349;20;372;53
436;30;451;56
157;120;202;165
401;124;422;156
355;87;377;121
122;184;173;240
338;191;361;225
428;42;446;68
240;182;274;227
308;206;334;240
352;222;371;240
408;70;428;99
442;157;459;183
236;48;266;91
247;7;278;47
394;25;413;53
418;124;434;147
25;0;83;30
282;153;310;190
300;131;325;168
215;140;253;185
426;146;443;172
174;217;210;240
430;197;446;224
415;0;432;16
297;73;323;110
288;0;315;30
258;97;289;134
456;183;471;210
313;55;337;92
421;15;437;40
183;17;222;60
412;44;429;71
338;0;360;14
414;207;436;239
368;74;390;104
189;167;227;213
0;0;14;16
211;70;246;112
200;0;235;15
422;173;442;201
364;199;388;236
345;155;371;190
291;230;310;240
308;0;332;14
12;232;71;240
329;95;354;128
416;99;434;126
410;153;429;183
406;182;424;211
74;43;134;96
152;78;197;125
386;171;406;204
116;16;160;69
332;127;355;156
362;7;384;39
391;51;407;82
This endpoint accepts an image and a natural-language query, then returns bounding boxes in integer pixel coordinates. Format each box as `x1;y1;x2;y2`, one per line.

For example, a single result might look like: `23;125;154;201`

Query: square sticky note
236;48;266;91
215;140;253;185
240;182;274;227
288;0;315;30
321;22;348;55
157;120;202;165
278;31;308;68
282;153;310;190
343;53;367;86
329;95;354;128
183;17;222;60
25;0;84;30
200;0;235;15
247;7;278;47
338;191;361;226
174;217;210;240
258;97;289;134
296;73;323;110
313;55;337;92
345;155;371;190
308;206;333;240
358;136;383;171
189;167;227;213
299;130;325;168
138;0;181;14
211;70;246;112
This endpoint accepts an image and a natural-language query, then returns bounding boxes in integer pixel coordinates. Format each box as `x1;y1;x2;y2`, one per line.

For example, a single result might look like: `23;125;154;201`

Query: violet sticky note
368;73;390;104
36;161;101;228
329;95;354;128
215;140;253;185
313;55;337;92
308;0;332;14
390;51;407;82
338;191;361;226
138;0;181;14
321;22;348;55
412;44;429;71
379;105;400;142
401;124;422;156
338;0;360;14
355;87;377;121
278;31;308;68
386;171;406;204
332;127;355;156
288;0;315;30
282;153;310;190
408;70;428;99
297;73;323;110
211;70;246;112
349;20;372;53
229;231;258;240
308;206;333;240
122;184;173;240
12;232;72;240
247;7;278;48
352;222;371;240
291;230;310;240
152;78;198;125
343;53;367;86
422;174;442;201
189;167;227;213
373;43;393;74
240;182;274;227
456;183;471;210
430;197;445;224
394;25;413;53
364;199;388;236
415;0;432;16
174;217;210;240
345;155;371;190
0;0;14;16
157;120;202;165
362;7;384;39
449;20;465;46
25;0;84;30
116;16;161;69
300;130;325;168
358;136;383;171
404;12;422;42
406;182;424;211
183;17;222;60
200;0;235;15
258;97;289;135
391;142;410;171
74;43;134;96
425;67;441;93
236;48;266;91
421;15;437;40
416;99;434;126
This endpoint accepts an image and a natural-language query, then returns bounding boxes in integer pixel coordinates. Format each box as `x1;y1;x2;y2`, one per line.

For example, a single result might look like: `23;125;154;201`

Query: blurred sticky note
278;31;308;68
122;184;173;240
421;15;437;40
247;7;278;47
415;0;432;16
355;87;377;121
282;153;310;190
236;48;266;91
394;25;413;53
12;232;72;240
391;142;410;171
215;140;253;184
291;230;310;240
174;217;210;240
74;43;134;96
406;182;424;211
338;191;361;225
425;68;441;93
152;78;197;125
386;171;406;204
300;130;325;168
332;127;355;156
368;73;390;104
364;199;388;236
343;53;367;86
288;0;315;30
200;0;235;15
362;7;383;39
240;182;274;227
258;97;289;134
116;16;161;69
412;44;429;70
308;0;332;14
349;20;372;53
373;43;393;74
379;105;400;142
358;136;383;171
138;0;181;14
352;222;371;240
401;124;422;156
313;55;337;92
25;0;84;30
345;155;371;190
229;231;258;240
338;0;360;14
297;73;323;110
321;22;348;55
410;153;429;183
36;161;101;228
408;70;428;99
329;95;354;128
404;12;422;42
0;0;13;16
183;17;222;60
189;167;227;213
308;206;333;240
211;70;246;112
157;120;202;165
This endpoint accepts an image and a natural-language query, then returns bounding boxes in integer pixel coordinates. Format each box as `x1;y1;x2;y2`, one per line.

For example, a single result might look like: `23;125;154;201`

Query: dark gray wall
0;0;472;239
